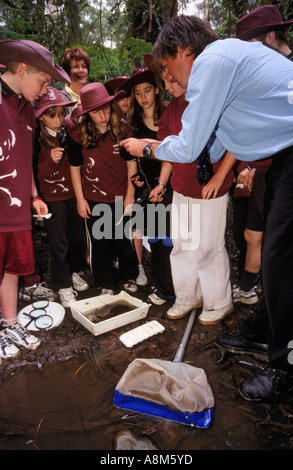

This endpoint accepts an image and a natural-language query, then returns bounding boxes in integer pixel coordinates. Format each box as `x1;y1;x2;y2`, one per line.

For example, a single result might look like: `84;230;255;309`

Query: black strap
196;145;213;185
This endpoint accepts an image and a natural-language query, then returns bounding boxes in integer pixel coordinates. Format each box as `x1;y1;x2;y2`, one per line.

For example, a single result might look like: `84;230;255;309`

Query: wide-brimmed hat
34;86;77;118
144;53;156;73
118;67;156;93
236;5;293;41
0;39;70;83
70;82;126;119
104;76;129;95
71;104;83;120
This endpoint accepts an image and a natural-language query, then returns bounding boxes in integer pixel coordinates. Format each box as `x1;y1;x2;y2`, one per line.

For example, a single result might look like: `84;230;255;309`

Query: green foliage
0;0;154;81
123;0;175;43
207;0;271;38
1;0;292;84
69;38;153;84
119;37;153;71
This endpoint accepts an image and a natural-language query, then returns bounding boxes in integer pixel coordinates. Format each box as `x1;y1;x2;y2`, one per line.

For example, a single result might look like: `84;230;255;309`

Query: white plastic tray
119;320;165;348
70;291;150;336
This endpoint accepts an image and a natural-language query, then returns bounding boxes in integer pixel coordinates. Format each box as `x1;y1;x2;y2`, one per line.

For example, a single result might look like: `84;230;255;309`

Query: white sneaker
167;302;201;320
72;272;89;292
122;281;138;293
101;288;114;295
197;304;233;325
19;282;58;302
0;331;20;358
58;287;78;307
136;265;148;286
4;324;41;350
148;290;167;305
233;286;258;305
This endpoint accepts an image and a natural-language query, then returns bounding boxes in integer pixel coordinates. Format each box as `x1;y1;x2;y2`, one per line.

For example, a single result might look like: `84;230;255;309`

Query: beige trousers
170;191;232;310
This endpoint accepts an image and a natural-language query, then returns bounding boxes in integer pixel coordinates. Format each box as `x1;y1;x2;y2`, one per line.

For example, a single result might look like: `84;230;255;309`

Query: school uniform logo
0;128;22;207
48;87;58;101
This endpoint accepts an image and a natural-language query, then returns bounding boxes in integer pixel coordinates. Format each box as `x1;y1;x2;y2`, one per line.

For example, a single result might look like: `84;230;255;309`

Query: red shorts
0;231;35;277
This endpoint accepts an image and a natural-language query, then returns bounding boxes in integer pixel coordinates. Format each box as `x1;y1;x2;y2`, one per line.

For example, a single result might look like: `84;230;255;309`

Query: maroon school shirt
0;77;36;232
157;95;233;198
68;125;131;203
37;119;75;201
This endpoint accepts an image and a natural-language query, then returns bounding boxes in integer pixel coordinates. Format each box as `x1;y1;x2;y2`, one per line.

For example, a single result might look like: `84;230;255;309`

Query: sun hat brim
71;88;126;119
118;68;156;93
0;39;70;83
35;98;78;118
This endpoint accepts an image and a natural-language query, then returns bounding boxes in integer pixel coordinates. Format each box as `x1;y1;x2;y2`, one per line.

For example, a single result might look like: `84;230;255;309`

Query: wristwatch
143;143;153;158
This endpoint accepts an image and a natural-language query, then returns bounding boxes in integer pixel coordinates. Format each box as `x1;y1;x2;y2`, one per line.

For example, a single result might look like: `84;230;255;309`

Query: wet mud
0;218;293;450
1;286;293;451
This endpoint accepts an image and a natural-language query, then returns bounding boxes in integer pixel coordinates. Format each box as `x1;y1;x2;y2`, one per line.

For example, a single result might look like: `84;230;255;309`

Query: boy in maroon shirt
0;39;70;359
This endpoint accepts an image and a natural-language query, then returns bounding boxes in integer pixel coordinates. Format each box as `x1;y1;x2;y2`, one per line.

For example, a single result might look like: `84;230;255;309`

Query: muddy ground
0;218;292;451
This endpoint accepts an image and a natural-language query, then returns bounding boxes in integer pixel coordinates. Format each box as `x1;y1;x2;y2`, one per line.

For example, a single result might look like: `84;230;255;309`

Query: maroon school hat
34;86;77;118
118;67;156;93
0;39;70;83
236;5;293;41
104;76;129;95
71;82;125;118
144;53;156;73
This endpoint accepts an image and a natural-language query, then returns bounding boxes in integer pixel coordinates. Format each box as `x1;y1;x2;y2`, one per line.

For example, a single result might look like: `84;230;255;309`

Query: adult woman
60;47;90;117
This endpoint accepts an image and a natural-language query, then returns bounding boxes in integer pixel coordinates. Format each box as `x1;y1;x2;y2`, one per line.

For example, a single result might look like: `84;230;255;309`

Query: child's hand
51;147;64;164
202;174;223;199
237;167;256;191
77;198;91;219
32;199;48;218
150;185;164;202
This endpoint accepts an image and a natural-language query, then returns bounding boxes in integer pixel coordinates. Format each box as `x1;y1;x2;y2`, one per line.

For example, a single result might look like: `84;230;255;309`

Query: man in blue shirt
153;14;293;402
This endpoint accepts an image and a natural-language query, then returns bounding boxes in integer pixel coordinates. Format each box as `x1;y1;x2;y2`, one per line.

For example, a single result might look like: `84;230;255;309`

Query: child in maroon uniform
34;87;88;307
67;83;138;293
119;68;165;288
0;39;69;359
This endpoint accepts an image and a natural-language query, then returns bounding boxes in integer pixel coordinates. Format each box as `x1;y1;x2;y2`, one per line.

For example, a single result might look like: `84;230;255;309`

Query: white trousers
170;191;232;310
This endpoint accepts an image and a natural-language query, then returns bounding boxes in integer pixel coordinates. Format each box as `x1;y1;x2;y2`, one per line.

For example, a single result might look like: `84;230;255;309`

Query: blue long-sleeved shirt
155;38;293;164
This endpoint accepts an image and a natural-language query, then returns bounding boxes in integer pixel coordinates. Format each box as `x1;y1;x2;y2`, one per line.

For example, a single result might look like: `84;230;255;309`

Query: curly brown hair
77;104;129;149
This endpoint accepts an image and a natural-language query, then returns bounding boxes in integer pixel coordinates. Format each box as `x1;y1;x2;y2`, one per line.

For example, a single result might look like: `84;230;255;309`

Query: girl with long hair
67;83;138;294
34;87;89;307
119;67;166;289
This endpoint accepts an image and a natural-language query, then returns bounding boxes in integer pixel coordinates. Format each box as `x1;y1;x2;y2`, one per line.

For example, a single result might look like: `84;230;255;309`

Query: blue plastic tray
113;389;214;428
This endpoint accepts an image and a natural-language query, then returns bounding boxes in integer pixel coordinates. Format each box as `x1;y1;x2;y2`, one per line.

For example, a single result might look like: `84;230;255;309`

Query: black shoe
215;333;268;361
238;368;293;402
